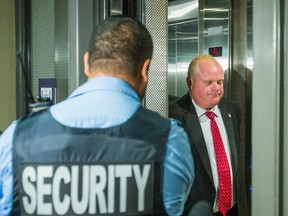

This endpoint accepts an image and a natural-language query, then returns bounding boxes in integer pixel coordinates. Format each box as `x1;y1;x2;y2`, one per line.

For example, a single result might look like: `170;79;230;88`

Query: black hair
88;16;153;76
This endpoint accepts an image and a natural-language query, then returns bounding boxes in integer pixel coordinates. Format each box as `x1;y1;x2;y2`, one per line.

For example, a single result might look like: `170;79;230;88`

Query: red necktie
205;111;232;216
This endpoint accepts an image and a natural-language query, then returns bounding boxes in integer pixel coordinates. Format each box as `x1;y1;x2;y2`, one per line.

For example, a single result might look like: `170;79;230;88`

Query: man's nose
212;82;220;90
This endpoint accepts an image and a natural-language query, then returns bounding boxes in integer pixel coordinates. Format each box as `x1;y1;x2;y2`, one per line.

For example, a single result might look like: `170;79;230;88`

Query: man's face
189;59;224;110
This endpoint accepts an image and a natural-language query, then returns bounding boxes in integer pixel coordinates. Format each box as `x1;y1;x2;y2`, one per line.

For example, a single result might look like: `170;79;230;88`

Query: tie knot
205;111;215;120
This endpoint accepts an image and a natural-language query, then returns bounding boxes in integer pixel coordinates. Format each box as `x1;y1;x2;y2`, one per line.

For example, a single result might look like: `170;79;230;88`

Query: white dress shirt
191;98;235;212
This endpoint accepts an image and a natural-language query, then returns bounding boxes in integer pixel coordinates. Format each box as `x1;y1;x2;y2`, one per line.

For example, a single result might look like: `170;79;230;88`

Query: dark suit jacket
169;92;249;216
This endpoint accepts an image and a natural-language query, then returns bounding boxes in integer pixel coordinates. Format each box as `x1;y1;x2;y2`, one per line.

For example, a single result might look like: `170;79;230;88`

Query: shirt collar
68;76;140;101
190;96;221;118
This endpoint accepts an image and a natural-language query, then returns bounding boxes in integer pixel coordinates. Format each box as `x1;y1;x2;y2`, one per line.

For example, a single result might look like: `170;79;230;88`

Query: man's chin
210;98;221;107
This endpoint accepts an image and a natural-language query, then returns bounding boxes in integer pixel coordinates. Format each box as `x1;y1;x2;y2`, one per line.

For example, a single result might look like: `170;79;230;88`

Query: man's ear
186;76;193;88
84;52;90;78
139;59;150;84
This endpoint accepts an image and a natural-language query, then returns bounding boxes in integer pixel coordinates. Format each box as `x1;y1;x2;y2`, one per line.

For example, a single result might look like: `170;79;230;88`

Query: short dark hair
88;16;153;77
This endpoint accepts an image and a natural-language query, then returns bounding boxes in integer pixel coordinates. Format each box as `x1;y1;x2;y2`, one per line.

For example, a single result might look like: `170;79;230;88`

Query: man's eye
217;80;223;85
205;81;212;85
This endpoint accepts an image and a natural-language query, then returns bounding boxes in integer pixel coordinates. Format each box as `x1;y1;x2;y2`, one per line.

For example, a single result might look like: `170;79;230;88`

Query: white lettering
22;166;37;214
37;166;53;215
133;164;151;211
53;166;71;215
89;165;107;214
115;165;132;213
71;165;89;214
107;165;115;213
21;163;152;215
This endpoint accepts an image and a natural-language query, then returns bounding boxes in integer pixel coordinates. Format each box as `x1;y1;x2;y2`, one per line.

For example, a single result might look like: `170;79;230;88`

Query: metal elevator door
168;1;253;215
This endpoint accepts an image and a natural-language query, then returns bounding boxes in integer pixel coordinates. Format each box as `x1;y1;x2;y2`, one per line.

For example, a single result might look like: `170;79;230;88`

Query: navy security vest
13;107;170;216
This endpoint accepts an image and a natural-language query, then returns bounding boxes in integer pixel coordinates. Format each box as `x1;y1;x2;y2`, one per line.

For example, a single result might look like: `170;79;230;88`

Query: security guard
0;16;194;216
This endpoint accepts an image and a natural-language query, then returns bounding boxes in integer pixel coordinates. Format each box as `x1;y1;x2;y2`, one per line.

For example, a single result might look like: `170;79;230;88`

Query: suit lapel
178;94;239;189
181;94;214;183
219;106;238;176
184;114;214;182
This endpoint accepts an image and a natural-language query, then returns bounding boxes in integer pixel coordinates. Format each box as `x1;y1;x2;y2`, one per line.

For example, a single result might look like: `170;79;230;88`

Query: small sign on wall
39;78;57;104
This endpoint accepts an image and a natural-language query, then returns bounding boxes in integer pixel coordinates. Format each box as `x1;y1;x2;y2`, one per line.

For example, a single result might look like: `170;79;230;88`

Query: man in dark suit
169;54;249;216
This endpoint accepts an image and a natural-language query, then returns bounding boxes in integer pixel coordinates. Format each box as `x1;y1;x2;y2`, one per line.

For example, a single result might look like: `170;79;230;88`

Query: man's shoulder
219;97;241;119
169;92;189;107
138;106;170;126
219;97;240;111
16;109;49;127
169;93;190;116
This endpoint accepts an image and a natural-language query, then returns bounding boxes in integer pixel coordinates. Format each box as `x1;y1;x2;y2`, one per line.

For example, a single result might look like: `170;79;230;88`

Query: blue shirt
0;77;194;216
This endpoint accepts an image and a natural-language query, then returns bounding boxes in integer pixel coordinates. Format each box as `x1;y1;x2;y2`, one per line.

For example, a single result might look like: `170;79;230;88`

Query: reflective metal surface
168;0;230;98
110;0;123;16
